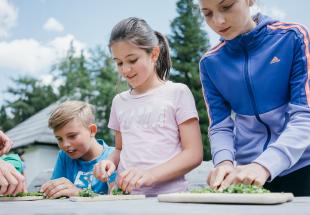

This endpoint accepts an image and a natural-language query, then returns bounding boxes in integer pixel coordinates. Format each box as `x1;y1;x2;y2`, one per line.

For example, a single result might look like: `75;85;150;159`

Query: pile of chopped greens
79;188;98;197
111;188;128;195
191;184;270;194
3;192;44;197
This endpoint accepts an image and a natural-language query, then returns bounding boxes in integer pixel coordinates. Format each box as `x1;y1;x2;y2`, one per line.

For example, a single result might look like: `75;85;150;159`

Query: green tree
169;0;211;160
1;76;58;130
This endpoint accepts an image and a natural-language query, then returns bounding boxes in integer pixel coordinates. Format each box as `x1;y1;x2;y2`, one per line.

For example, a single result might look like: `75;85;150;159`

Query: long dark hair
109;17;171;80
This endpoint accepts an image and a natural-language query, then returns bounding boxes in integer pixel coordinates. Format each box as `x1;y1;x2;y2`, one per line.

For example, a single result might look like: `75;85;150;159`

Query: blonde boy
41;101;114;198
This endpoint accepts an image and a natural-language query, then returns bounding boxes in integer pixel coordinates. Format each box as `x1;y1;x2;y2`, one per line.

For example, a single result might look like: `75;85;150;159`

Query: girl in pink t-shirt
93;17;203;196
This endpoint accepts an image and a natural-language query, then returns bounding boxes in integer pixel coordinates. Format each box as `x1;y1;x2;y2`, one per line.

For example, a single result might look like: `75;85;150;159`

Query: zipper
242;46;271;150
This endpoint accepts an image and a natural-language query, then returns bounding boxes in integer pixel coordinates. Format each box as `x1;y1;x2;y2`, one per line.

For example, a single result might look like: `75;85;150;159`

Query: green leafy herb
79;188;98;197
111;188;128;195
191;184;270;194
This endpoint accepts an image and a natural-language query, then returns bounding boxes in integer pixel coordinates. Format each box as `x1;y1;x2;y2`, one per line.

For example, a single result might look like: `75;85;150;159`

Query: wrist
217;160;234;167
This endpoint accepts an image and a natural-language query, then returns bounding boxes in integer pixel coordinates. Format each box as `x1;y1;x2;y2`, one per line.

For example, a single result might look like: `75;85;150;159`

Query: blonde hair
48;100;95;131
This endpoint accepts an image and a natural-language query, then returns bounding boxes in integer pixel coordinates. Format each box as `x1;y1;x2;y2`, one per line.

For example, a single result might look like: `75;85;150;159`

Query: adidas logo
270;56;281;64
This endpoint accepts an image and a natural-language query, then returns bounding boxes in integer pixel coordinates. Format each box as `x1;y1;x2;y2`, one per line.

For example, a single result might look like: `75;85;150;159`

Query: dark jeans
264;165;310;196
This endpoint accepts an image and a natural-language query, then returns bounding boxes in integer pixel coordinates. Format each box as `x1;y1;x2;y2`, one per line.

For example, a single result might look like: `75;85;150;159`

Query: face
54;118;96;161
199;0;256;40
111;41;160;93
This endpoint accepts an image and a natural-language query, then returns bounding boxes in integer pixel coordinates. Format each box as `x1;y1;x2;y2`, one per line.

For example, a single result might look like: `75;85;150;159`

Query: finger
242;174;256;185
118;170;130;189
129;174;143;191
49;188;67;199
106;163;115;177
219;171;236;191
253;177;265;187
43;180;64;197
0;175;9;194
122;171;136;193
10;170;25;195
2;170;18;195
93;164;100;179
210;169;227;189
207;170;213;186
48;183;67;198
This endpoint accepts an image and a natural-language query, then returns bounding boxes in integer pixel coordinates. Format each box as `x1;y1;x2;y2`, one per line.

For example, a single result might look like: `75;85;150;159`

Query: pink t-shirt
108;81;198;196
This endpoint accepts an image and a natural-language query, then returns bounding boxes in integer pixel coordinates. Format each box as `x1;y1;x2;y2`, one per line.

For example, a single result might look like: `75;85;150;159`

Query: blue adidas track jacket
200;14;310;180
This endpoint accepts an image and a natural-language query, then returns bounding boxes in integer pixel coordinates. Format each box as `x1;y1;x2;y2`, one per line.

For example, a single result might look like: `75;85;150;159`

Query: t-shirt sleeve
175;84;199;125
108;96;120;131
51;151;66;179
0;154;23;173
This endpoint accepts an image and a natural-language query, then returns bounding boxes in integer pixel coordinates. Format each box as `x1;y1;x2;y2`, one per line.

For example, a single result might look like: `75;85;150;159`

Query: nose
121;63;132;76
213;13;226;25
60;139;71;149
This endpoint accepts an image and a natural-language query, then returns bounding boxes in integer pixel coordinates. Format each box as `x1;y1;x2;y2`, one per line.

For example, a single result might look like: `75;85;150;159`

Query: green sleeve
0;154;23;173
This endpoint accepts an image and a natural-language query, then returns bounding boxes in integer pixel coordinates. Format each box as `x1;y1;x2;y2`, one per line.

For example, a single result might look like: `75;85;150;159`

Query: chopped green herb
190;184;270;194
79;188;98;197
4;192;44;197
111;188;128;195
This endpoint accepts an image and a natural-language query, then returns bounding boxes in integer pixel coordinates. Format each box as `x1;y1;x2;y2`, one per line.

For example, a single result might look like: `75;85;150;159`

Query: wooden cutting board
157;192;294;204
0;196;44;201
70;194;145;202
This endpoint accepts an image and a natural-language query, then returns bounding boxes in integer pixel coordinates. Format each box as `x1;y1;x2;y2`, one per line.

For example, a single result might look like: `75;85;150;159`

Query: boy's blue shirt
51;139;115;194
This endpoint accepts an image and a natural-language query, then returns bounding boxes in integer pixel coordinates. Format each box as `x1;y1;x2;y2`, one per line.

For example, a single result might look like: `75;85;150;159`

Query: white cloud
0;0;18;38
43;17;64;32
0;34;87;75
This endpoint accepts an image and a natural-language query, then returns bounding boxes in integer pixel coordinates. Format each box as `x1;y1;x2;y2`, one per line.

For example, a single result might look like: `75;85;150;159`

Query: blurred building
6;103;59;186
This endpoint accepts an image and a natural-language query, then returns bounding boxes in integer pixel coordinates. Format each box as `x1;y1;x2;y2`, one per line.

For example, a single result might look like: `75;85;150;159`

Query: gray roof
7;103;59;149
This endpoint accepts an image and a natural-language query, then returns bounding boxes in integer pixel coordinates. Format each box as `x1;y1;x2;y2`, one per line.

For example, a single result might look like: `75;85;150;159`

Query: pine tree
169;0;211;160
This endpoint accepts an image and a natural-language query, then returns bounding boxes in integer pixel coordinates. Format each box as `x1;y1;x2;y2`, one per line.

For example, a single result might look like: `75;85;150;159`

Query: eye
222;3;234;10
129;58;138;64
116;62;123;67
68;134;77;139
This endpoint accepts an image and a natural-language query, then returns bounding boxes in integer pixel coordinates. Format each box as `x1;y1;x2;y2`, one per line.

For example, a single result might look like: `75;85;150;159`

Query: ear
151;46;160;63
89;124;97;137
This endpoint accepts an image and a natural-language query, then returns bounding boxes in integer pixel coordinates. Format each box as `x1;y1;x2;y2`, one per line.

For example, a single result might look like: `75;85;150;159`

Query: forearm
108;149;121;168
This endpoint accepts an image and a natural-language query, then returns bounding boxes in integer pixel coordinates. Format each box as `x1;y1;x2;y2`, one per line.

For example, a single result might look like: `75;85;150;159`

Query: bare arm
149;118;203;184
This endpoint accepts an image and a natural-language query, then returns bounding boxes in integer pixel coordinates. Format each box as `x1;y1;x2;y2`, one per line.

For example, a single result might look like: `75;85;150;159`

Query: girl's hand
207;160;234;189
40;177;81;199
218;163;270;191
93;160;116;182
118;168;155;193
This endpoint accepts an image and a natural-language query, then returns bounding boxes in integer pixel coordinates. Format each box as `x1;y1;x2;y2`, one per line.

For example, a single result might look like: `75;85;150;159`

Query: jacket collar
224;13;277;51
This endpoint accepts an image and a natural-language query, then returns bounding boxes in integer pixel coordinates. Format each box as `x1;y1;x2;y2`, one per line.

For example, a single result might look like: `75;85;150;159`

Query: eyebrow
113;54;136;61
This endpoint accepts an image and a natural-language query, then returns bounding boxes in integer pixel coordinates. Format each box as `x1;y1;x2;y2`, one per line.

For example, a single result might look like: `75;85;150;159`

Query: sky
0;0;310;104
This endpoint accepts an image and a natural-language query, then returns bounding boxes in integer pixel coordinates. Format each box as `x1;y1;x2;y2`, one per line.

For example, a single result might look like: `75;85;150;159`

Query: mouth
66;148;77;154
219;27;231;33
127;74;137;79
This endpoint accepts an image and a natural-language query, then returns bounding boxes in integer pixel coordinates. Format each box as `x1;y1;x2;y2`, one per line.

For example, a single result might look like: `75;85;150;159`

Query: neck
81;138;103;161
132;72;165;95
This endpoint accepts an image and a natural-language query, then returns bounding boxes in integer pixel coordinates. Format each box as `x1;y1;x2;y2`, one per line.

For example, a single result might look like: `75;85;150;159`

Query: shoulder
112;90;130;103
165;81;194;99
267;21;309;41
97;139;115;156
200;41;227;63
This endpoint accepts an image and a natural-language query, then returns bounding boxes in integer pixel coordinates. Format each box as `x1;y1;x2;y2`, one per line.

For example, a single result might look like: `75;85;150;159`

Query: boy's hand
118;168;155;193
40;177;81;199
93;160;115;182
207;160;234;189
0;160;25;195
0;131;13;156
218;163;270;191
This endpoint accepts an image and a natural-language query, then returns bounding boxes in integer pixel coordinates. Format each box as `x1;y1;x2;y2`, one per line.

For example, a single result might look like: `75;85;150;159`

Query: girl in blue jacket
199;0;310;196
